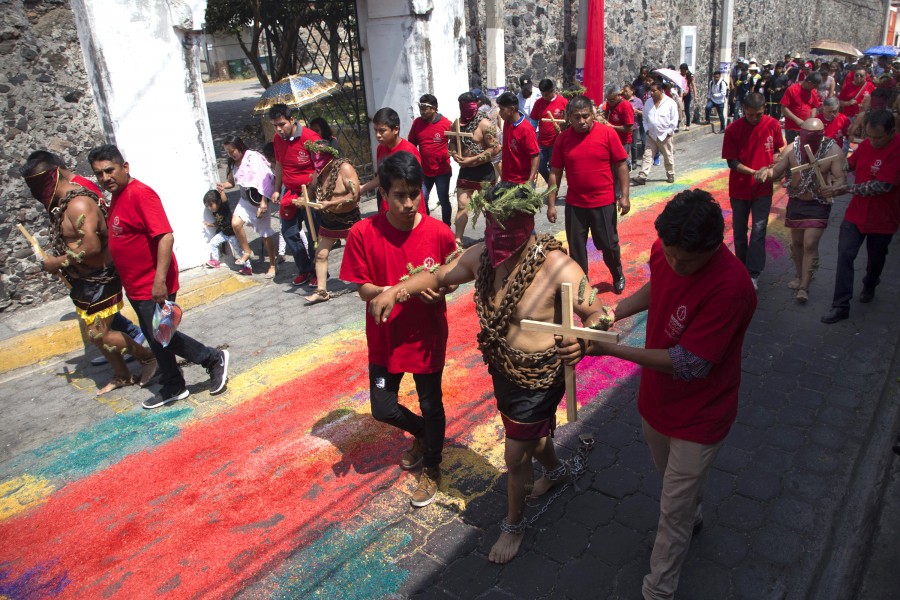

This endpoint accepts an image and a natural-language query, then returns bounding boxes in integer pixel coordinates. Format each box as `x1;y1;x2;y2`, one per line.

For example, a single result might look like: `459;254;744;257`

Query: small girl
203;189;242;268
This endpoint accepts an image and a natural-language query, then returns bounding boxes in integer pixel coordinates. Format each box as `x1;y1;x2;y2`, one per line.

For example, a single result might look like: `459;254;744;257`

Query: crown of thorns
303;139;340;158
469;181;554;227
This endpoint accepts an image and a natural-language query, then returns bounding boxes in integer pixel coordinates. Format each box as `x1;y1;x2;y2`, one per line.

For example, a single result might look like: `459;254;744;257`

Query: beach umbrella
809;40;863;58
252;73;338;115
651;68;687;92
863;45;898;57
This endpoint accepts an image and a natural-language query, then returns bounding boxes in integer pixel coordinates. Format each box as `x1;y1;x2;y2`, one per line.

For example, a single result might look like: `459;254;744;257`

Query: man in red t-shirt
497;92;539;186
340;152;457;509
722;92;785;289
781;74;822;143
88;144;228;409
821;110;900;323
567;189;756;600
821;96;851;150
269;103;321;285
548;95;630;294
359;107;426;217
529;79;568;185
838;69;875;119
603;87;635;164
408;94;453;226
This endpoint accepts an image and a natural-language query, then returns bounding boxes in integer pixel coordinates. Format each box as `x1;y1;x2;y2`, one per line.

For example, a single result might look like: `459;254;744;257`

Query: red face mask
24;167;59;212
484;212;535;268
798;129;825;160
459;101;478;123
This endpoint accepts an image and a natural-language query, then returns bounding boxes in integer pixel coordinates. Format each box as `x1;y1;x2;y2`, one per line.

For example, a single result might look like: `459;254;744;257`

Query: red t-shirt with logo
107;178;179;301
339;213;456;374
639;240;757;444
722;115;785;199
273;125;321;220
823;112;851;148
780;84;821;131
605;100;635;145
837;80;875;118
375;140;426;215
407;116;452;177
845;135;900;234
502;114;540;184
530;95;569;147
550;122;627;208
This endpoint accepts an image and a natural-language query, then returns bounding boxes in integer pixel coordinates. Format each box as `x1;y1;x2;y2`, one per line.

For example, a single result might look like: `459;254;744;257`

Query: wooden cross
520;282;619;422
541;111;566;129
16;223;71;289
444;119;474;156
292;184;321;244
790;144;842;189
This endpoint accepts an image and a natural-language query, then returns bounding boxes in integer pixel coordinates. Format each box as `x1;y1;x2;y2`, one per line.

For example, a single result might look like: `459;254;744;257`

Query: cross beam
541;111;566;128
790;144;842;189
520;282;619;422
444;119;474;156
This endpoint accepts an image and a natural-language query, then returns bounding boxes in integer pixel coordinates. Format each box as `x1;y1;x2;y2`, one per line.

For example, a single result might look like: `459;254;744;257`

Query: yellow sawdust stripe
0;474;55;521
0;271;258;376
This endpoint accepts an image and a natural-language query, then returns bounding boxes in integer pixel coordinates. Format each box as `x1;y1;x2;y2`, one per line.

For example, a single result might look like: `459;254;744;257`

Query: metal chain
518;433;595;529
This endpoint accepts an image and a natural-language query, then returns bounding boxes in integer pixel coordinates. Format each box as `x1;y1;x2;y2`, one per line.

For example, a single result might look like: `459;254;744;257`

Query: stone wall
466;0;886;111
0;0;104;313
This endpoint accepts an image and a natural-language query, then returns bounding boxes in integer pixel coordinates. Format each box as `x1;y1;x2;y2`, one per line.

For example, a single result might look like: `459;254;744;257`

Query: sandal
235;252;252;267
96;374;136;396
788;278;802;290
304;289;331;305
795;288;809;304
265;266;276;279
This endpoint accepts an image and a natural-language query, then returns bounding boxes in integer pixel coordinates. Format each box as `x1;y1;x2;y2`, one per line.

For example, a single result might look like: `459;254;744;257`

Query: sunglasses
418;103;435;109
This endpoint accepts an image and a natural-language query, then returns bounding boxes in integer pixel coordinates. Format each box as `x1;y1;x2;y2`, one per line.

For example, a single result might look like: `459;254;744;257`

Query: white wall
357;0;469;183
71;0;217;269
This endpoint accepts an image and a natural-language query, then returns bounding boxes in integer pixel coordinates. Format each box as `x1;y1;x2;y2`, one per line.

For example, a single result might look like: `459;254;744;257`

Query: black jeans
730;196;773;276
565;203;624;282
683;92;693;125
130;295;216;396
831;220;894;310
424;171;453;226
368;364;445;468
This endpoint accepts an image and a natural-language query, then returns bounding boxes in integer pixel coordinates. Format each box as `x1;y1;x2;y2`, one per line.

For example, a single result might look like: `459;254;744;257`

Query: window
680;26;697;74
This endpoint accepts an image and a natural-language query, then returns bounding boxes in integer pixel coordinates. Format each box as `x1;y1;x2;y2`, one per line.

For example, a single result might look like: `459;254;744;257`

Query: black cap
519;76;532;87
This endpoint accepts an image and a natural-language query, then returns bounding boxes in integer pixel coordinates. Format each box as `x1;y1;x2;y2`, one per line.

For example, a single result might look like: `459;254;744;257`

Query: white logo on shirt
111;215;122;237
296;149;311;166
423;256;436;269
665;305;688;340
765;135;774;154
433;133;443;142
871;159;882;175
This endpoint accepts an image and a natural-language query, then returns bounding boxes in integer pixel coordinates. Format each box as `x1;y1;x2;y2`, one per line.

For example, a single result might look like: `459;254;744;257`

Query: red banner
583;0;605;103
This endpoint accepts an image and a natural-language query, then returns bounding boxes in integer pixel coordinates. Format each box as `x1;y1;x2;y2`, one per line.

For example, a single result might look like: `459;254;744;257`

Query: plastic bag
152;300;183;347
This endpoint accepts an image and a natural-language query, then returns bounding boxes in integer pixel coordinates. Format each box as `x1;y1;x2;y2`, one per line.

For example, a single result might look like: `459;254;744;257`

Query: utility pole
719;0;734;122
485;0;506;98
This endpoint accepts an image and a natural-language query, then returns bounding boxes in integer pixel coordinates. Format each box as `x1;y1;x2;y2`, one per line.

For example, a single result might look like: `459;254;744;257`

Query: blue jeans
111;313;142;339
705;101;725;130
424;171;452;226
282;214;315;274
538;145;554;184
730;196;773;276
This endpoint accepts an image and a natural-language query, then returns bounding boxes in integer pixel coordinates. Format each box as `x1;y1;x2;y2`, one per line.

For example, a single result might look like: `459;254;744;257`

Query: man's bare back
55;191;112;277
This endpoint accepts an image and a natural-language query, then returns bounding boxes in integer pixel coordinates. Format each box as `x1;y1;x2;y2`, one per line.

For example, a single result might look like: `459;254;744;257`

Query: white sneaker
750;276;759;291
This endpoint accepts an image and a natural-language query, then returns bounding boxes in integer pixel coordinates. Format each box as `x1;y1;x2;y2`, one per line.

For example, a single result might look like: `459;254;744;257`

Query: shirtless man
20;152;156;395
763;118;846;302
302;140;361;304
450;91;501;244
369;181;610;564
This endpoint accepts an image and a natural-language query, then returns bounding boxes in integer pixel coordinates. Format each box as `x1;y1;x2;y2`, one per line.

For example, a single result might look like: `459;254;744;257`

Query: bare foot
305;290;330;305
489;531;524;564
528;471;571;500
139;358;158;387
96;375;134;396
265;266;276;279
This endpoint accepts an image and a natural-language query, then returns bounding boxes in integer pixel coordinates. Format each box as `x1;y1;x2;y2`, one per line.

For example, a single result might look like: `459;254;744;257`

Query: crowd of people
16;46;899;600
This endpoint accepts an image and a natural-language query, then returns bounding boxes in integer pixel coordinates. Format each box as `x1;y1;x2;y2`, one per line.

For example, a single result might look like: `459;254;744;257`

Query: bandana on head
304;139;339;173
798;129;825;161
24;167;60;212
459;101;479;123
484;211;535;268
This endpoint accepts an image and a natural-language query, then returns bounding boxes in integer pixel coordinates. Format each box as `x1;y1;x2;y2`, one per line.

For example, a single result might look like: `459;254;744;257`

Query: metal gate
290;1;372;179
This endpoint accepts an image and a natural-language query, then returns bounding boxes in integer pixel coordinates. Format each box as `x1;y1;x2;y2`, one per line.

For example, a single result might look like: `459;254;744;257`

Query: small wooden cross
444;119;474;156
293;184;321;244
520;282;619;422
541;111;566;129
17;223;71;289
790;144;842;189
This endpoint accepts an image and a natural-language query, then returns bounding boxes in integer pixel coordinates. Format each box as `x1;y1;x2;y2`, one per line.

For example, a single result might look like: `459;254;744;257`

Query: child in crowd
203;189;242;269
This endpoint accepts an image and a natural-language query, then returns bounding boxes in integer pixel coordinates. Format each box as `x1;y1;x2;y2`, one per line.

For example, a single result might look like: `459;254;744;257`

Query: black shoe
821;308;849;324
614;277;626;294
143;388;189;410
631;177;646;186
693;518;704;535
208;349;229;395
859;288;875;303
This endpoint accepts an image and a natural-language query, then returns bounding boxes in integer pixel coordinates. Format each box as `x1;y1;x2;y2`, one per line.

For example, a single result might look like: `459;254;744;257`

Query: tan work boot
410;467;440;508
400;438;424;470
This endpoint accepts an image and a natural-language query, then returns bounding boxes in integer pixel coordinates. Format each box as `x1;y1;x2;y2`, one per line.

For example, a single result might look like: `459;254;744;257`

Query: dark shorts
490;366;565;440
785;196;832;229
457;162;496;192
70;265;123;325
318;207;361;239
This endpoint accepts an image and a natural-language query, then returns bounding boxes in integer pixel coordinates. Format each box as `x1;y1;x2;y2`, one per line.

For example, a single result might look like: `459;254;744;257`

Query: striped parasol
253;74;338;115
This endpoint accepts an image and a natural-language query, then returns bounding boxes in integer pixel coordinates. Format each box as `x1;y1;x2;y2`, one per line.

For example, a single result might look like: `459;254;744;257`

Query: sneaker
208;349;229;395
292;272;312;286
239;266;252;276
667;174;675;183
750;276;759;291
631;176;646;186
205;259;220;269
614;276;626;294
134;331;146;345
653;157;661;166
401;438;425;470
142;388;189;409
308;276;318;288
410;467;440;508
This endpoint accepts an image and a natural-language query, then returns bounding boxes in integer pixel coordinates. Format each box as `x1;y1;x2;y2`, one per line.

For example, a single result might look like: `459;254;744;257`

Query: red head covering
484;211;535;268
459;101;479;123
24;167;60;212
